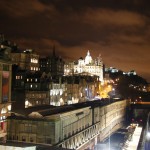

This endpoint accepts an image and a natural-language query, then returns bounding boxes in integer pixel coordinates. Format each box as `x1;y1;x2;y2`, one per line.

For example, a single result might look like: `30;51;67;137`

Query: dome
85;50;92;64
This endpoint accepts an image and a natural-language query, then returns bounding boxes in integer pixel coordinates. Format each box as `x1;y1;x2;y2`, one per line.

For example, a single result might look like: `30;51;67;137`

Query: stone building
0;45;12;142
49;74;100;106
39;48;64;76
7;99;128;149
64;50;103;81
11;49;39;71
14;72;100;108
25;72;52;108
7;104;92;145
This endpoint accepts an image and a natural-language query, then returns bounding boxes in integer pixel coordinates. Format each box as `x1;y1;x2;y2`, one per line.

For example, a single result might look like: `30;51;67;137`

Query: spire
85;50;92;64
87;50;90;56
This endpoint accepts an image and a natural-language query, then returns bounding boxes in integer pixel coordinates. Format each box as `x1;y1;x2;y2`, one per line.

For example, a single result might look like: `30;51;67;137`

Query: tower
85;50;92;64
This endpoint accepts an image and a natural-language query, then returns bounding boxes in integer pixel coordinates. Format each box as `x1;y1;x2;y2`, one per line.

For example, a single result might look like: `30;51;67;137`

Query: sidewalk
124;125;142;150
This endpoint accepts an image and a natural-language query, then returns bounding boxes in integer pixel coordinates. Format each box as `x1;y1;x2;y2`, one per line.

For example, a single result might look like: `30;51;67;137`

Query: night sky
0;0;150;82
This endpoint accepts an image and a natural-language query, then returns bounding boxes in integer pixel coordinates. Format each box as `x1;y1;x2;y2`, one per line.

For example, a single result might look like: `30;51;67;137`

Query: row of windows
30;67;39;71
7;135;42;143
26;93;46;98
27;78;38;82
64;124;90;139
25;84;49;90
31;58;38;63
30;84;38;88
16;75;23;79
63;114;91;138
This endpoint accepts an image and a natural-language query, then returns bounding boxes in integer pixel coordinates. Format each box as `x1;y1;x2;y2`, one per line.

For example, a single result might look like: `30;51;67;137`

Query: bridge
56;99;128;150
56;100;150;149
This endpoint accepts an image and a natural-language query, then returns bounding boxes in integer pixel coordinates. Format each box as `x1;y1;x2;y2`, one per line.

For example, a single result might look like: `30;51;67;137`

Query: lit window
30;84;32;88
1;108;7;114
7;105;11;111
27;79;29;82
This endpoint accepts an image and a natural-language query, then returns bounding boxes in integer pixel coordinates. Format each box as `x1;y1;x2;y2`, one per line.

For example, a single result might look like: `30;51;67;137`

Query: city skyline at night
0;0;150;82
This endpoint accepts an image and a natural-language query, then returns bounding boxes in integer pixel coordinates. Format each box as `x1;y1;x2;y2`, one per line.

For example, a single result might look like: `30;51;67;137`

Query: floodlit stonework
64;50;103;81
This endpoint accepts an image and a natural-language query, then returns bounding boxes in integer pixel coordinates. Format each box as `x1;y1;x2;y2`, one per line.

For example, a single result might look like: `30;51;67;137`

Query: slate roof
8;98;123;120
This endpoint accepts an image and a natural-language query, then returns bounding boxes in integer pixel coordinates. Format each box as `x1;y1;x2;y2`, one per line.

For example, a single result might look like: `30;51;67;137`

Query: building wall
11;50;39;71
0;145;36;150
7;107;92;145
7;100;128;147
0;59;12;141
7;119;55;144
25;91;49;107
0;62;12;103
64;51;103;81
39;53;64;76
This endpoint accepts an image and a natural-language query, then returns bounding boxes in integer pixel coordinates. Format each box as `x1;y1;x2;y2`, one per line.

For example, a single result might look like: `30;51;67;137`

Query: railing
56;116;125;150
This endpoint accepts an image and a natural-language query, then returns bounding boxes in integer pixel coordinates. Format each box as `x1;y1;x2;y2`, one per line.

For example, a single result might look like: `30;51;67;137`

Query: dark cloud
0;0;150;81
0;0;56;17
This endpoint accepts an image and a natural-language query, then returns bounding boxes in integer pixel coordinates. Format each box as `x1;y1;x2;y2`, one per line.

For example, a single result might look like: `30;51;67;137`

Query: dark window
46;138;51;144
30;137;33;142
22;136;26;141
3;64;9;71
68;132;71;137
64;134;66;139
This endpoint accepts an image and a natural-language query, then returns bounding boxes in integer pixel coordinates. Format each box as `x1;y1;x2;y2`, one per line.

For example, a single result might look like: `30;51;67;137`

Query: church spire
85;50;92;64
87;50;90;56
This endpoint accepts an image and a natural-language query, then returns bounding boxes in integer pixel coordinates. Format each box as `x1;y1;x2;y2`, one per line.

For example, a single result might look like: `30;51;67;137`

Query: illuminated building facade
49;75;100;106
0;46;12;142
25;72;51;108
7;99;128;149
11;49;39;71
24;74;99;108
64;50;103;81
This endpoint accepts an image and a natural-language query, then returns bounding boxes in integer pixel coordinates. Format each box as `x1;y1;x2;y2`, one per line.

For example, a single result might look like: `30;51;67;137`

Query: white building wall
0;145;36;150
64;51;103;81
